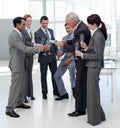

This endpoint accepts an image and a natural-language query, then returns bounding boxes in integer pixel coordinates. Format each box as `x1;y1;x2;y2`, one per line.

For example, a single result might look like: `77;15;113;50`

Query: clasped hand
36;44;50;51
44;44;50;51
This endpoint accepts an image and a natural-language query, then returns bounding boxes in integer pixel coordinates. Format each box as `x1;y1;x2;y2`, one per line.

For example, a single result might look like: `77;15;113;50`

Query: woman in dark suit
75;14;107;126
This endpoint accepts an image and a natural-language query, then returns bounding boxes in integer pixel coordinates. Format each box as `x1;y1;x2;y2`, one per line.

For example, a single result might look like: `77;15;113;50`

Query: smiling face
87;23;97;30
25;16;32;28
40;19;49;29
17;19;26;31
65;17;77;29
65;25;73;35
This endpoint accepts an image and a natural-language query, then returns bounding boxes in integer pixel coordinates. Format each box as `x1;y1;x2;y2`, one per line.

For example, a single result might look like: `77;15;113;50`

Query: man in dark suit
34;16;59;99
6;17;44;118
64;12;91;116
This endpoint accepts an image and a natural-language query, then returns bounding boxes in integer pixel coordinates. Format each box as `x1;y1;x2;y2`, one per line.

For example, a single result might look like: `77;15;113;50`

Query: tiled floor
0;59;120;128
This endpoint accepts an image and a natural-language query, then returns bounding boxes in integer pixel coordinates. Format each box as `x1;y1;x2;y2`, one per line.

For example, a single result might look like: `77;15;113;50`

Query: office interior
0;0;120;128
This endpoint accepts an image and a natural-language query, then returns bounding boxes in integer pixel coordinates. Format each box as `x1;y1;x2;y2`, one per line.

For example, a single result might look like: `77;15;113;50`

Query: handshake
35;44;50;51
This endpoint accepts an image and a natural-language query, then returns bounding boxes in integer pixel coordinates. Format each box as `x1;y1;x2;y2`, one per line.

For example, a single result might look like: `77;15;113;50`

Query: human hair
13;17;25;27
23;14;32;20
87;14;107;40
66;12;80;22
40;16;49;23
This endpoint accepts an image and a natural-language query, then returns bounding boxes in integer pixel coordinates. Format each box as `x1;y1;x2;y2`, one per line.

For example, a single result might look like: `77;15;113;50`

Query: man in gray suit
54;23;76;100
6;17;44;118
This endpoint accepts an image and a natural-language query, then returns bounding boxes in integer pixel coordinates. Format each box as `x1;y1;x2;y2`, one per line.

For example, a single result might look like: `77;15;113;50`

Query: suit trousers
54;60;75;96
25;55;34;97
87;67;106;125
6;71;26;112
39;60;58;95
75;59;87;113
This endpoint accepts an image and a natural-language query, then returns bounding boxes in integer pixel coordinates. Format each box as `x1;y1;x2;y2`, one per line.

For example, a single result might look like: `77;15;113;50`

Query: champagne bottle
49;40;57;45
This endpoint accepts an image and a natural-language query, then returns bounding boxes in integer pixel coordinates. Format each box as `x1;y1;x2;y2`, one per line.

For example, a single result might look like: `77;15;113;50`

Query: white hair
66;12;80;22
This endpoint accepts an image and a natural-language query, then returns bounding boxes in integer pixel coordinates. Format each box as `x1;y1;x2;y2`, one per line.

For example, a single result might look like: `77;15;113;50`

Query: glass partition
0;0;120;60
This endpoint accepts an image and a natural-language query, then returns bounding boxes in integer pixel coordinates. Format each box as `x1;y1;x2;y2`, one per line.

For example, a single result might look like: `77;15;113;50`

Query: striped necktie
45;29;50;39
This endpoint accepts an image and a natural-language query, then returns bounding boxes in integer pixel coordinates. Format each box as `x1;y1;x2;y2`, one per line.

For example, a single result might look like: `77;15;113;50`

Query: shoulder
9;30;18;37
21;29;27;35
48;28;53;32
35;28;42;34
62;35;69;41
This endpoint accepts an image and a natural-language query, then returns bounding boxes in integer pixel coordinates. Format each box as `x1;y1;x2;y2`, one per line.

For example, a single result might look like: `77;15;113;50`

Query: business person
34;16;59;99
6;17;44;118
63;12;91;116
21;14;35;103
75;14;107;126
54;23;76;100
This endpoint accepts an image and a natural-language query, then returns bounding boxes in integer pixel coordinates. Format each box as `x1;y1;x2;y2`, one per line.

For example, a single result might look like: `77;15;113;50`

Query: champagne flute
80;34;85;51
75;42;79;60
45;39;51;55
41;38;46;55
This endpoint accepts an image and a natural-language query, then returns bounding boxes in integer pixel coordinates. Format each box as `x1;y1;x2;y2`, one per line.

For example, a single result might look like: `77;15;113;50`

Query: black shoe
24;97;28;103
31;97;35;100
24;99;28;103
53;92;60;97
6;110;20;118
42;94;47;99
16;103;31;109
55;94;69;101
102;117;106;121
68;111;86;117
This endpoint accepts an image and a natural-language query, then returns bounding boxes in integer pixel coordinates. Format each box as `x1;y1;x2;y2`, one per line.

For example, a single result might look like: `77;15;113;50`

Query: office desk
101;61;116;102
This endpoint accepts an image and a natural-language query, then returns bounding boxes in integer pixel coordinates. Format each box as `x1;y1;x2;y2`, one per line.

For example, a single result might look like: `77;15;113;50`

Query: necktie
45;29;49;39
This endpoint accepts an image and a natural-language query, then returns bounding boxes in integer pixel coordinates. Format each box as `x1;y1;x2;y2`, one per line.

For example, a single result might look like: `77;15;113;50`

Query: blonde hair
23;14;32;20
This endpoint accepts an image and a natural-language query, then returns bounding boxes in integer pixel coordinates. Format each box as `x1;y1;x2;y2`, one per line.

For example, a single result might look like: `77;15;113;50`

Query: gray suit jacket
8;29;39;72
83;28;105;68
21;29;34;56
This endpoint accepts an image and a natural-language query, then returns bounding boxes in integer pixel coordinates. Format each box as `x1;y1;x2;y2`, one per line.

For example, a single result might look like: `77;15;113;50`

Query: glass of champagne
75;42;79;60
41;38;46;55
80;34;85;51
45;39;51;55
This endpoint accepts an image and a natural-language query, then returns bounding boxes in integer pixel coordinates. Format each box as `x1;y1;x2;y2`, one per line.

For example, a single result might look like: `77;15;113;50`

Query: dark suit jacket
63;21;91;55
34;28;58;63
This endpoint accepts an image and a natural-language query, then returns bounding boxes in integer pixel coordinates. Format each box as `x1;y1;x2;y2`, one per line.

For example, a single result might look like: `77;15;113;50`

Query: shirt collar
91;27;99;36
74;21;81;31
41;27;48;32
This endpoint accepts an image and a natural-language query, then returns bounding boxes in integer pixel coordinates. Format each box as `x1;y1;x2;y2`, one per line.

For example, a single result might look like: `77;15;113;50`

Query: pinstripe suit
6;29;39;112
34;27;59;95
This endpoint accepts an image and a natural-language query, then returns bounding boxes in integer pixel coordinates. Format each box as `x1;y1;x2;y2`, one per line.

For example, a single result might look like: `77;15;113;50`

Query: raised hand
80;41;87;49
44;44;50;51
36;44;45;51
